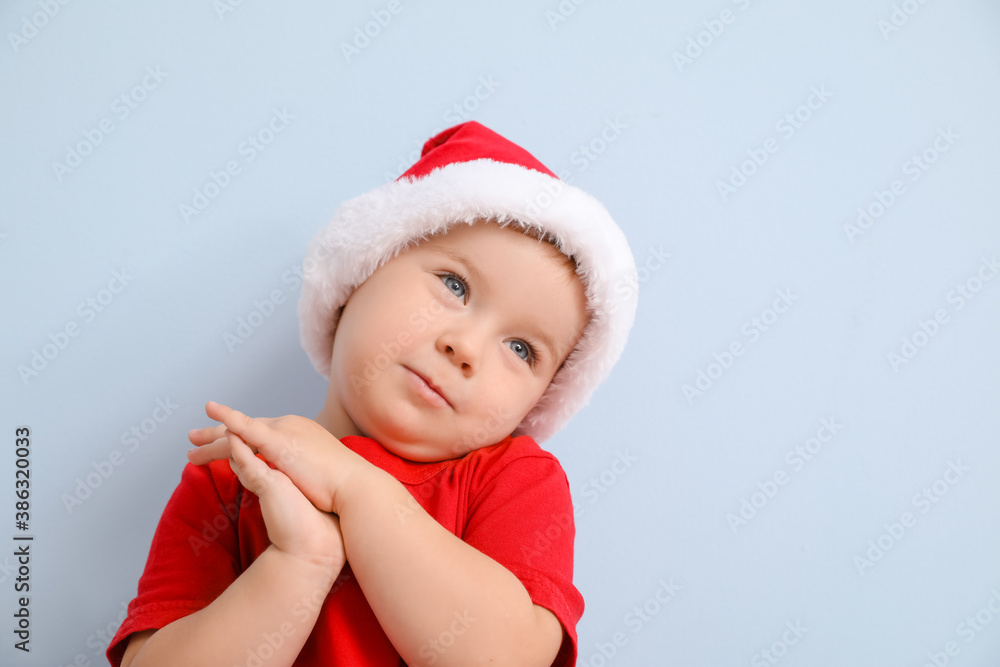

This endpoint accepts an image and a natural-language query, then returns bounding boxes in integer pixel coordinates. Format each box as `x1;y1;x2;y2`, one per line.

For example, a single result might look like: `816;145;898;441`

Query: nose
436;322;484;374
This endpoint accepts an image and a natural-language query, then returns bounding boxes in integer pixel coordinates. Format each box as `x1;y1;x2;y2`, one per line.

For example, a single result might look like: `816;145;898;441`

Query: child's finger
186;424;233;465
205;401;275;452
186;434;232;466
227;431;272;496
187;424;226;446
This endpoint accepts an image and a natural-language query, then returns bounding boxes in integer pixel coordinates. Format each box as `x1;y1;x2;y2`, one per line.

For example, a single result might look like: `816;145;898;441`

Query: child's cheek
408;310;427;333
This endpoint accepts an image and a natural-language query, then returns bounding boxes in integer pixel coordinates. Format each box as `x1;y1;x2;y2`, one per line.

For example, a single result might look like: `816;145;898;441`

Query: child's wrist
329;455;388;517
266;543;343;588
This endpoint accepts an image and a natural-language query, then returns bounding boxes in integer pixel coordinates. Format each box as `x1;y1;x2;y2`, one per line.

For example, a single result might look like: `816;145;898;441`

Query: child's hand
187;401;365;515
223;427;345;570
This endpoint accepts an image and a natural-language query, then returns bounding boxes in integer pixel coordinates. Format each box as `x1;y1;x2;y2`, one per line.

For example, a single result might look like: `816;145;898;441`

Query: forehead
420;221;573;267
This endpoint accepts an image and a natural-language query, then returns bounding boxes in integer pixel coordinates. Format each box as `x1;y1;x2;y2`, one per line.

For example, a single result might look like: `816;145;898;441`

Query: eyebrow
429;245;489;291
427;245;563;364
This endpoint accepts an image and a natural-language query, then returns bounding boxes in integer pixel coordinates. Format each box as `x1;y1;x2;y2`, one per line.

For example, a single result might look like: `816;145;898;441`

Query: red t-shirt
107;434;584;666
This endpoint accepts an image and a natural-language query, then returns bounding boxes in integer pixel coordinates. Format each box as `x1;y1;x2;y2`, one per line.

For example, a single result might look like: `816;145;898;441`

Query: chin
394;435;473;463
383;442;443;463
365;428;436;459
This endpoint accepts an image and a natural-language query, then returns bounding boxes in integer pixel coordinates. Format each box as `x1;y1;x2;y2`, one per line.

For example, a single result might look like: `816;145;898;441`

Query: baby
107;121;638;666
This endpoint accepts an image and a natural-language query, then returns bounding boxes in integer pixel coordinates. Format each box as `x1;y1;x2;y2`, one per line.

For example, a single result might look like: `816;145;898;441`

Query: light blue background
3;1;999;665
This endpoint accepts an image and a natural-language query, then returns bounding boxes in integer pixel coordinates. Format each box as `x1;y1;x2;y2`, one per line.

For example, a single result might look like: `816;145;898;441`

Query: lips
405;366;453;408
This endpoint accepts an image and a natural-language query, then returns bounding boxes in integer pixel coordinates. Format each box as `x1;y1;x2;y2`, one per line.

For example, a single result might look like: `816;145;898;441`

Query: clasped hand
187;401;362;569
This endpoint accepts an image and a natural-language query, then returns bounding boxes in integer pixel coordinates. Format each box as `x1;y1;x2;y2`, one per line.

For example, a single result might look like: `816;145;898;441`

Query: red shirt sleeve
461;438;585;666
106;460;246;666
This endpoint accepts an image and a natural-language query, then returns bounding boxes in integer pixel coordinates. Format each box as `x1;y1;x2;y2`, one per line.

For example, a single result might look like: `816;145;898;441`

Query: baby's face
327;221;588;462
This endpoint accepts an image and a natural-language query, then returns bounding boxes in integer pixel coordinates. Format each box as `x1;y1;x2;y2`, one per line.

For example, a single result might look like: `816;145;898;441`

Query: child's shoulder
470;434;560;462
460;434;572;489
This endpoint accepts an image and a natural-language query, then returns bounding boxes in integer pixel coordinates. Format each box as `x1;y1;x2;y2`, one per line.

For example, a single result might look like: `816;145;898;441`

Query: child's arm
191;403;564;667
338;463;565;667
121;431;345;667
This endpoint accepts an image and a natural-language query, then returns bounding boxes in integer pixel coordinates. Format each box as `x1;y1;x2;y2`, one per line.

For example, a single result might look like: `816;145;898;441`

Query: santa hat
298;121;638;444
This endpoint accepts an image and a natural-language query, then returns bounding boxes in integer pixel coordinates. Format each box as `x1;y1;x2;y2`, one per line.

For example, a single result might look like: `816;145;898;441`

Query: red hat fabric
399;122;558;180
299;121;637;444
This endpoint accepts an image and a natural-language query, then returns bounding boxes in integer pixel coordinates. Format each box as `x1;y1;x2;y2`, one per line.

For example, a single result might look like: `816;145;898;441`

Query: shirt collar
339;434;512;485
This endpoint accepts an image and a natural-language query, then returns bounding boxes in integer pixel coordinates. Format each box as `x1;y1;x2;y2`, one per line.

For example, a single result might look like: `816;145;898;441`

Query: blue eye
441;274;467;300
507;340;534;364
